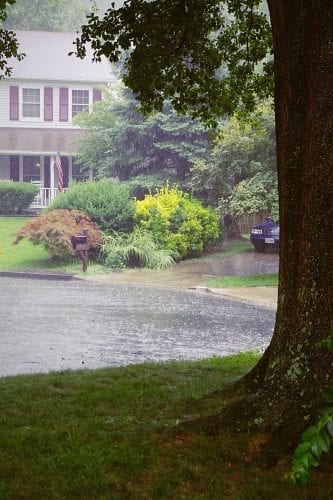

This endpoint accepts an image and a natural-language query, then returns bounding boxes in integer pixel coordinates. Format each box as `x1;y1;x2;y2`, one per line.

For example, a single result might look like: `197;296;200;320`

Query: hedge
0;182;39;214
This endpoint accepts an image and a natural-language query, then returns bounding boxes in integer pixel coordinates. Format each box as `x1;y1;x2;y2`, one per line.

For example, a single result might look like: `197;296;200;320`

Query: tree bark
241;0;333;443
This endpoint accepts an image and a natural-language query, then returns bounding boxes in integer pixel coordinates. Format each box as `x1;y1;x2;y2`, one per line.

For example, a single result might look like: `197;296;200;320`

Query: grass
200;238;253;260
0;216;50;271
1;353;332;498
207;273;279;288
0;216;107;275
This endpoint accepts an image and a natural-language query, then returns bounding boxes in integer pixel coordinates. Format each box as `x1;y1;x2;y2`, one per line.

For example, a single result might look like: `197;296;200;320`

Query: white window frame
20;86;44;122
70;88;91;120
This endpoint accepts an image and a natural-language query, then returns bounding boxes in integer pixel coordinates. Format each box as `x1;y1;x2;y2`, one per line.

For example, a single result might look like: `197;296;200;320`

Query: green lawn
1;353;332;498
207;273;279;288
0;216;49;270
0;216;99;274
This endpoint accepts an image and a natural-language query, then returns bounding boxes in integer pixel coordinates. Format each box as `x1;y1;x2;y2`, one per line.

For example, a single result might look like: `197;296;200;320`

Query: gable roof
7;31;113;83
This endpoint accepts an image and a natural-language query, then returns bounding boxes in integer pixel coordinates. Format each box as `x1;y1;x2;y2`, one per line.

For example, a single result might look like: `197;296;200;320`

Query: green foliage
102;228;174;269
226;171;278;219
13;209;102;260
191;101;276;209
0;1;25;79
0;181;38;214
135;186;220;260
74;0;273;124
122;174;176;200
4;0;88;31
74;86;210;182
289;327;333;486
46;179;135;233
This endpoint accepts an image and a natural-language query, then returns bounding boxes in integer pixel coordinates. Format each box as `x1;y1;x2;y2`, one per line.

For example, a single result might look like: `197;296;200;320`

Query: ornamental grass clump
13;209;102;260
102;228;174;269
134;185;220;260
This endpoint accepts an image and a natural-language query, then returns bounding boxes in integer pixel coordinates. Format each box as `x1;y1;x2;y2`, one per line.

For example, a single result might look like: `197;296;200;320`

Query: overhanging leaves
73;0;273;125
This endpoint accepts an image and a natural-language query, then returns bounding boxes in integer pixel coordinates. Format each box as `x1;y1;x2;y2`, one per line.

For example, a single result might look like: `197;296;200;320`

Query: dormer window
22;88;41;118
72;89;89;117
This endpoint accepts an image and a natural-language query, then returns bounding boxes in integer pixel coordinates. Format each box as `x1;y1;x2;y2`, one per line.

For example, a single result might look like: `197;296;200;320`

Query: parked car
250;217;279;252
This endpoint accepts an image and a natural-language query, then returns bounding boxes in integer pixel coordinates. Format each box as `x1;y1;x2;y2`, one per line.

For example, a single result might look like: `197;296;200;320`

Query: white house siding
0;84;9;123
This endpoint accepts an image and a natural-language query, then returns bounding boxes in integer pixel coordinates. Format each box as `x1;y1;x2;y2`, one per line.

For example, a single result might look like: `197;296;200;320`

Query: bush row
14;180;221;269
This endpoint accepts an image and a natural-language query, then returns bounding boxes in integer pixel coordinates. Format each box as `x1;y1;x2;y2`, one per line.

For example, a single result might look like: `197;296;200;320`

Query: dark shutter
44;87;53;121
59;87;68;121
9;86;19;120
93;88;102;103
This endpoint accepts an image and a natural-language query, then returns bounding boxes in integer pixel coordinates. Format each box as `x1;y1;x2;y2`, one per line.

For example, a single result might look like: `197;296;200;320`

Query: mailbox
71;233;89;271
71;235;88;251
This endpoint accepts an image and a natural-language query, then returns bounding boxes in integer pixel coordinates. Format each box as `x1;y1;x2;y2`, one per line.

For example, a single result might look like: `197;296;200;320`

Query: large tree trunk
241;1;333;444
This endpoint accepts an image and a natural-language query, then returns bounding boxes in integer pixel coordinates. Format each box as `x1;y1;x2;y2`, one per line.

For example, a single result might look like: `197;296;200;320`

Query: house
0;31;113;208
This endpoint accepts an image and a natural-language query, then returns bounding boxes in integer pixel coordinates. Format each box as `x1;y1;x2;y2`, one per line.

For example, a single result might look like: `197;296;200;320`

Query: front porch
0;154;92;210
29;186;67;209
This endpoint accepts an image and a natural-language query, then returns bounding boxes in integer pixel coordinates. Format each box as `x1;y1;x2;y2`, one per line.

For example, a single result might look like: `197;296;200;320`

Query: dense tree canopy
74;0;273;124
191;101;277;218
0;0;24;78
3;0;88;31
74;86;211;182
74;0;333;446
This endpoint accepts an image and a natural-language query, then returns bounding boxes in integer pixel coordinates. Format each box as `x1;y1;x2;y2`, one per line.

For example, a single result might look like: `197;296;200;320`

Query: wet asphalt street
0;276;275;377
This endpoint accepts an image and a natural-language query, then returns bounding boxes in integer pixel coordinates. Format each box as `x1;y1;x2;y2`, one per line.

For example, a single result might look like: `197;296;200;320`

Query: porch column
69;157;73;183
19;156;23;182
40;156;45;187
50;155;55;201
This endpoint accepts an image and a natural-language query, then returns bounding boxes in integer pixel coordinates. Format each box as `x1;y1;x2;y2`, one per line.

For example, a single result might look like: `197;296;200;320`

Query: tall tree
74;86;210;181
4;0;88;31
74;0;333;446
191;101;277;213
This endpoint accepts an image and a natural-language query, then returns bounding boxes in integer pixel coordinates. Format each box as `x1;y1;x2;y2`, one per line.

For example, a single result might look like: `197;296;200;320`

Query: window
72;90;89;117
22;88;40;118
23;156;40;183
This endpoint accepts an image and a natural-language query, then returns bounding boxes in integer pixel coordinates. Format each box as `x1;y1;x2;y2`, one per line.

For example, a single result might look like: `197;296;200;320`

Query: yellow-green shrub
134;186;219;260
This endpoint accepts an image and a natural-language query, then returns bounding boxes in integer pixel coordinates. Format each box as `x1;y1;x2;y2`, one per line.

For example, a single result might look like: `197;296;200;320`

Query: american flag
55;150;63;192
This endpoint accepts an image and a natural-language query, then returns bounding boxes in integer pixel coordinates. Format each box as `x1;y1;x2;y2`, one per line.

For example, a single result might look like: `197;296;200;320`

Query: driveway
0;277;275;377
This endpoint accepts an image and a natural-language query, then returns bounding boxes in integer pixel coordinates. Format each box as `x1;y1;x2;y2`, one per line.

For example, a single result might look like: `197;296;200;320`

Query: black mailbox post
71;234;89;272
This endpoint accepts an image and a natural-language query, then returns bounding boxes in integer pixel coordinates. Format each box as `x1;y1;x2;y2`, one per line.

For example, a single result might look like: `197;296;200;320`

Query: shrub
122;174;177;200
102;229;174;269
134;186;220;260
14;209;103;260
0;181;39;214
46;179;135;233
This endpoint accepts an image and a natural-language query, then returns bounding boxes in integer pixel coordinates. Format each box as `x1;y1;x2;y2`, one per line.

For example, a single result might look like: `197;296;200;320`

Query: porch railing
29;188;67;209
